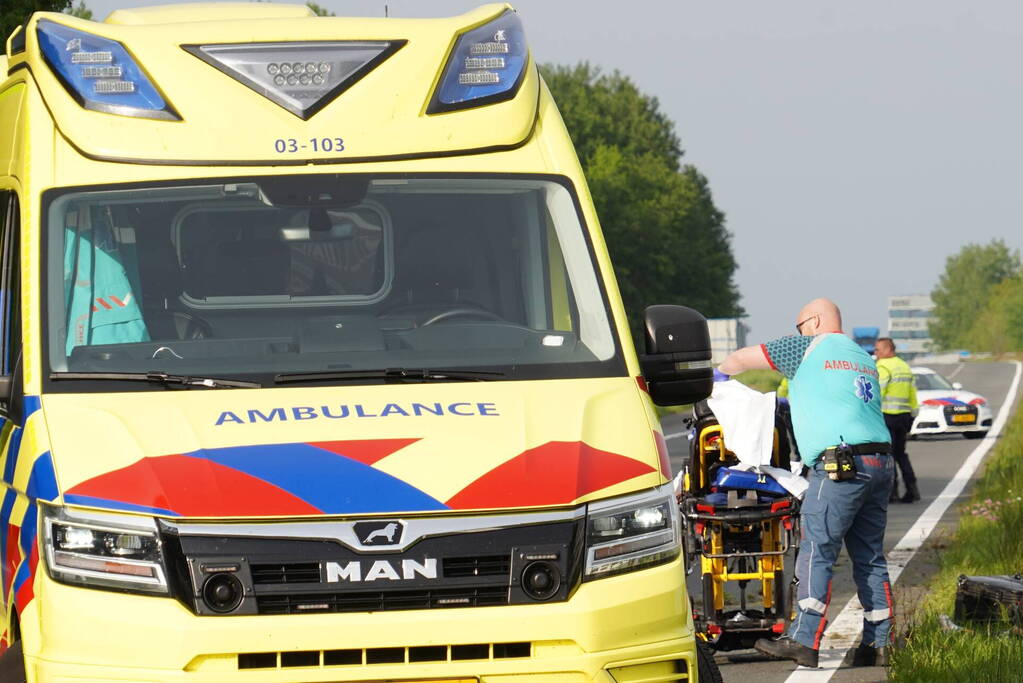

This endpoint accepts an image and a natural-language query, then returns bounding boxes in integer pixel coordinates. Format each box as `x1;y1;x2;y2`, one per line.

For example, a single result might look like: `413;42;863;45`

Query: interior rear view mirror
257;174;370;208
279;210;358;241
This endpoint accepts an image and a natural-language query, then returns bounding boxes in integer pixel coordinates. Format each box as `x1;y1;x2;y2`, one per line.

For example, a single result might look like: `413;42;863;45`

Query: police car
910;366;993;439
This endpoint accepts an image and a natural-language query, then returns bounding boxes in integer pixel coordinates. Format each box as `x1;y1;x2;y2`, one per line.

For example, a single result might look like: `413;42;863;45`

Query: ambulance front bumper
25;556;696;682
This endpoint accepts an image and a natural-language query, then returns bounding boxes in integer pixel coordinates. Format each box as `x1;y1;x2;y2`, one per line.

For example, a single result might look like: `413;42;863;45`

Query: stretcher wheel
696;640;724;683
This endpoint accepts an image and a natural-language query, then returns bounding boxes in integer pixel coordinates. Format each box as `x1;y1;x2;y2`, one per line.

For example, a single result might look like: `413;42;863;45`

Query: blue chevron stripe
190;442;448;514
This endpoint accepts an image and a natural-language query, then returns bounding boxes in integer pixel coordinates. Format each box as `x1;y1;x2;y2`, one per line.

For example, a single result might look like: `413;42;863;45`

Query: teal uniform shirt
64;221;149;357
762;333;890;466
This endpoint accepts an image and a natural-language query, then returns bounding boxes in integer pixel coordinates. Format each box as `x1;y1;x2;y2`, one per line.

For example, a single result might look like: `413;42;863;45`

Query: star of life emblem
854;375;874;403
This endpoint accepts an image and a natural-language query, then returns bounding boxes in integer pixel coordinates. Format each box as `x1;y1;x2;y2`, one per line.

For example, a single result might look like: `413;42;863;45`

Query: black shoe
900;483;921;503
851;644;889;667
754;636;819;668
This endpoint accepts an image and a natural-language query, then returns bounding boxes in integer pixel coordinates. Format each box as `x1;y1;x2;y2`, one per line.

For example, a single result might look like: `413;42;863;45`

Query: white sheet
706;380;809;499
707;380;776;467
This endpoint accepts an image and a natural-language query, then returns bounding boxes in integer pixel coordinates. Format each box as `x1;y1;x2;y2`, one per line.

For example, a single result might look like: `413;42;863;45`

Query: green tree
930;239;1021;349
2;0;71;44
543;63;682;171
306;2;334;17
542;63;743;339
962;275;1023;353
65;1;92;20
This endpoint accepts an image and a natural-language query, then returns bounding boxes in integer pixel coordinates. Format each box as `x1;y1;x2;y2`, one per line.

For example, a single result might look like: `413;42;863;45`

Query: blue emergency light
428;10;529;114
36;20;179;120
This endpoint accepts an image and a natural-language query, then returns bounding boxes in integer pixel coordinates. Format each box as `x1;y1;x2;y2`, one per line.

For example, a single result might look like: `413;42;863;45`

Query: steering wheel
420;306;505;327
169;311;213;340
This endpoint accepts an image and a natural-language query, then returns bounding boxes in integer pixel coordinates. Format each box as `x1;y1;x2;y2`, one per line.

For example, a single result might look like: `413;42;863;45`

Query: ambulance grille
443;554;511;577
166;517;582;616
255;585;509;615
248;556;510;585
250;562;320;584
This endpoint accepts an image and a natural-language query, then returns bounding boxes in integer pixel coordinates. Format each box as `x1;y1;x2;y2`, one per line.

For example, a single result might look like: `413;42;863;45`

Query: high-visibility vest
877;356;918;415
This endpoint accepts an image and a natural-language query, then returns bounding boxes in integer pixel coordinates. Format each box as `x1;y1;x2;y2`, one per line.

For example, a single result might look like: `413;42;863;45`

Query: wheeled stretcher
680;400;801;650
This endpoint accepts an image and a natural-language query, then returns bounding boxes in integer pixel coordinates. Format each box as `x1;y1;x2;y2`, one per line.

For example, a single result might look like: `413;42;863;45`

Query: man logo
354;520;404;546
325;558;438;583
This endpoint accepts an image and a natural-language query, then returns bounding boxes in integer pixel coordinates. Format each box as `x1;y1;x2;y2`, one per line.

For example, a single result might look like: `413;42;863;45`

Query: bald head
795;298;843;336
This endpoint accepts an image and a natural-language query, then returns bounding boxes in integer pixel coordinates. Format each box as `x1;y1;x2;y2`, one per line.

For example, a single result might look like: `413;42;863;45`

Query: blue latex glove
713;368;730;383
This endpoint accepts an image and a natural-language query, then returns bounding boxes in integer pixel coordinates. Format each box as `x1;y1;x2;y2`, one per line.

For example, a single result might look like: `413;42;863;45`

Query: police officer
874;337;920;503
716;298;895;669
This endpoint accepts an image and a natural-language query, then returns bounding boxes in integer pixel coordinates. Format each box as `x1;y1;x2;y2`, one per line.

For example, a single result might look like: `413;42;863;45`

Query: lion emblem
363;522;400;544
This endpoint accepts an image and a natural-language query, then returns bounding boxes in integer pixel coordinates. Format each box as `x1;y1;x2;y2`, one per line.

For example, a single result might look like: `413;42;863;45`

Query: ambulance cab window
43;176;623;389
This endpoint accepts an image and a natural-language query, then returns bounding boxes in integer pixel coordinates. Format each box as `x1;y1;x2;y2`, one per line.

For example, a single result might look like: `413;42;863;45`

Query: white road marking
947;364;965;380
665;431;686;440
784;361;1023;681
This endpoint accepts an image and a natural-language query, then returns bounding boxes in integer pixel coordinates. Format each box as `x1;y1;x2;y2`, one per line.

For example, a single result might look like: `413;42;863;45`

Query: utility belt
818;442;891;481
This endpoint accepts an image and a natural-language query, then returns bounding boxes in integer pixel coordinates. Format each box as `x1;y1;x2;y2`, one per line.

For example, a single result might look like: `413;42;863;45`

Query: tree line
2;6;745;341
930;239;1022;353
541;64;743;338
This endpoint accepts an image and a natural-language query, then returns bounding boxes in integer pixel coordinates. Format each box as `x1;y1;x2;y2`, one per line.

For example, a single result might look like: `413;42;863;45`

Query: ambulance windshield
44;176;623;388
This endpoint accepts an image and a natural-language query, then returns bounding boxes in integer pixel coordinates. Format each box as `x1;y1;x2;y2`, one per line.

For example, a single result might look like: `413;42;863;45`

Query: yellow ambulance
0;3;717;681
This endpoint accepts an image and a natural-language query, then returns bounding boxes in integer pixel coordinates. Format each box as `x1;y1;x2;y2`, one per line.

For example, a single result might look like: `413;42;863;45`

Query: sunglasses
795;315;817;334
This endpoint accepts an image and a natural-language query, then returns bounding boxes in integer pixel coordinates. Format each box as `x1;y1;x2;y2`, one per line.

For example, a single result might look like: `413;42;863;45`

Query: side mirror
952;381;963;391
639;305;712;406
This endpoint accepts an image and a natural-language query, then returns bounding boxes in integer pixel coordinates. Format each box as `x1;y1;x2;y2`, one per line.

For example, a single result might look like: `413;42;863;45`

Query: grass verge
888;399;1023;682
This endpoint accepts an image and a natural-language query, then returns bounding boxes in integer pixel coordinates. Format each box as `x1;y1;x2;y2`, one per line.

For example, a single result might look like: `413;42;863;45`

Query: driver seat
382;223;495;323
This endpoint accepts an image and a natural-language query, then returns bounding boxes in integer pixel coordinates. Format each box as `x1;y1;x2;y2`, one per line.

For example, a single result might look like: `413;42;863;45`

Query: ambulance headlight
41;506;168;594
36;20;179;120
428;10;529;114
583;485;680;580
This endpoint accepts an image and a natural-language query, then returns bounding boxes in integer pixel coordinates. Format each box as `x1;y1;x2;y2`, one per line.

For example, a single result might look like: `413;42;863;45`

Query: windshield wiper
50;371;262;389
274;367;505;385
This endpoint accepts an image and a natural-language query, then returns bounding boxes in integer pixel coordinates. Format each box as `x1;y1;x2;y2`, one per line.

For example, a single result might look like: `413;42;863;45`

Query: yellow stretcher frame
681;415;800;649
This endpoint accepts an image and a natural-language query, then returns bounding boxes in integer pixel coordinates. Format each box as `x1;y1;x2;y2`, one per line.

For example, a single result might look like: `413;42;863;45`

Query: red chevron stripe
3;523;18;601
13;544;37;614
66;454;320;517
653;431;671;478
446;441;655;509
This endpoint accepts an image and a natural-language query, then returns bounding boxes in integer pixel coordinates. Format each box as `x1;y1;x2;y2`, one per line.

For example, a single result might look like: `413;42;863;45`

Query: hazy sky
78;1;1023;341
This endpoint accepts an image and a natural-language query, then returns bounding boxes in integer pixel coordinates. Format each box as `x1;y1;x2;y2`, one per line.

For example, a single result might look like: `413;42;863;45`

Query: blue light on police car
428;11;529;114
36;20;179;120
